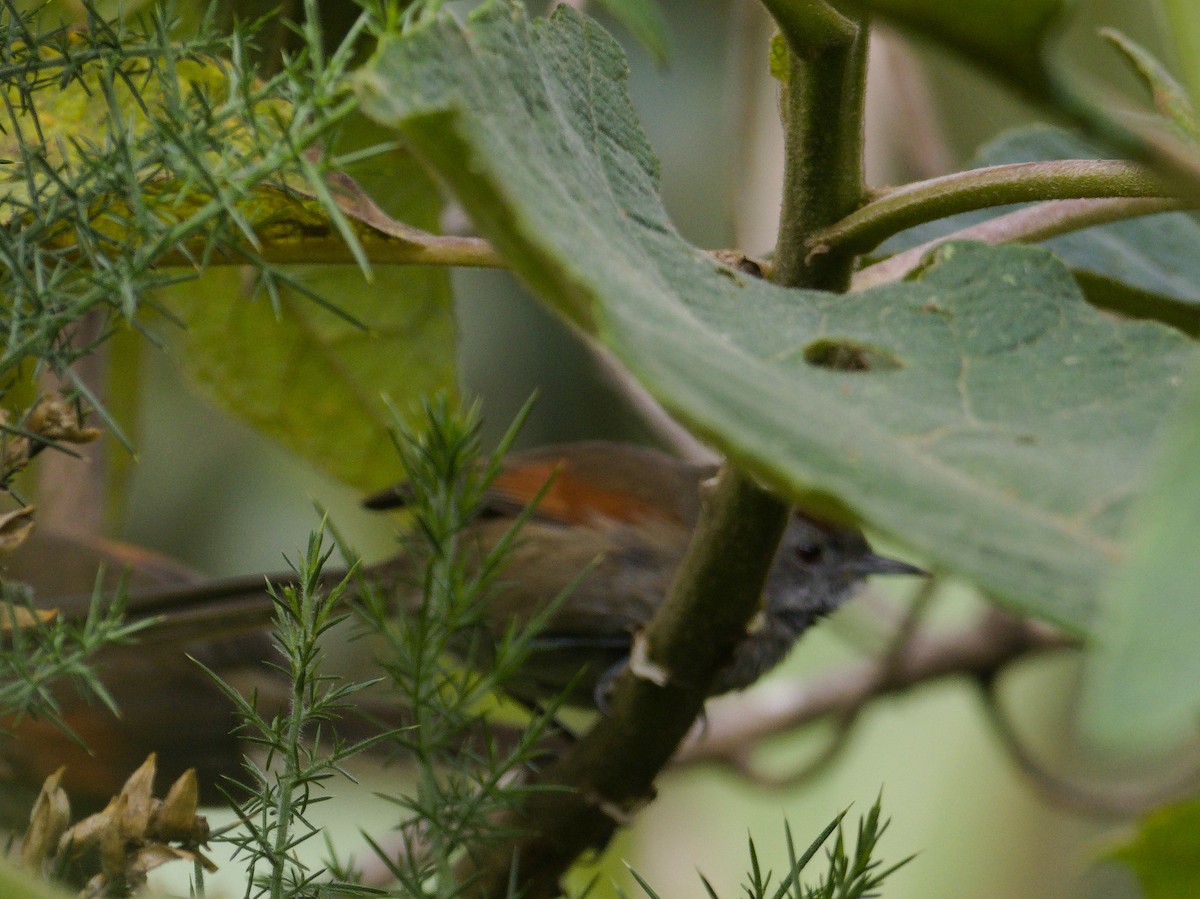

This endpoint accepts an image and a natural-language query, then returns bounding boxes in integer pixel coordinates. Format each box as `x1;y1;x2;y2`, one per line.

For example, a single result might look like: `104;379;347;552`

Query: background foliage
4;0;1200;896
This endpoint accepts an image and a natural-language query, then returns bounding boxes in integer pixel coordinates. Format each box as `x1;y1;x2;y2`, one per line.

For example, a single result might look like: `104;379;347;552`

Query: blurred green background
84;0;1184;895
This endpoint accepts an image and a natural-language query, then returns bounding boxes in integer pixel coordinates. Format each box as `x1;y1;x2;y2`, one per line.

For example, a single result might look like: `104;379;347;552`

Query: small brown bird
0;442;921;817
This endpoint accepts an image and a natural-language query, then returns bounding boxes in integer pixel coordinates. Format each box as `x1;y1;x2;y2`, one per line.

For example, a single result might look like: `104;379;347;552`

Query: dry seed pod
19;767;70;871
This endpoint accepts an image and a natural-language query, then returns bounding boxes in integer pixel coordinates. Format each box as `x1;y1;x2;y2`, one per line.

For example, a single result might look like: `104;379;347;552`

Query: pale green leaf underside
356;3;1195;631
161;114;457;494
1079;365;1200;752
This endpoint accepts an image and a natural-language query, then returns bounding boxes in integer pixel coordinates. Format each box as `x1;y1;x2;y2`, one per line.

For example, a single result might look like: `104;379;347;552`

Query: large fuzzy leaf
1078;365;1200;751
356;3;1195;631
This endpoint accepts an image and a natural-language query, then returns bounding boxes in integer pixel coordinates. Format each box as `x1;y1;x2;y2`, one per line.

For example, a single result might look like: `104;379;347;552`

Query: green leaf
1160;0;1200;116
0;38;453;270
594;0;671;67
1110;797;1200;898
879;126;1200;334
836;0;1067;94
356;2;1196;631
160;100;458;493
1078;364;1200;752
1102;29;1200;143
164;260;455;493
0;48;236;213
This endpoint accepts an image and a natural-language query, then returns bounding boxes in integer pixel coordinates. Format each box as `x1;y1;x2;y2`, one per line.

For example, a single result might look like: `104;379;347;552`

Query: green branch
152;231;506;268
454;472;792;899
758;0;857;57
813;159;1174;256
769;4;868;289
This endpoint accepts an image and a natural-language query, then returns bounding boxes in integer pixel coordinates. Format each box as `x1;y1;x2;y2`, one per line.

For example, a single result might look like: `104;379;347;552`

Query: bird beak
855;553;927;577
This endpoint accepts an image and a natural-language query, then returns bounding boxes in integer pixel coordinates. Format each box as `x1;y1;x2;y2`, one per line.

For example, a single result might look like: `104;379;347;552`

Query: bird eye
793;542;824;564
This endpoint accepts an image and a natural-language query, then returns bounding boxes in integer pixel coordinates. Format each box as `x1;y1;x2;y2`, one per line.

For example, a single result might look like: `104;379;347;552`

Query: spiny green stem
267;589;312;899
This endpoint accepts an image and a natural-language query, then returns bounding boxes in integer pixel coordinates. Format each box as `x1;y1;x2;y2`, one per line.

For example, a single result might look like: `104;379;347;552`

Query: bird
0;441;922;818
0;530;261;823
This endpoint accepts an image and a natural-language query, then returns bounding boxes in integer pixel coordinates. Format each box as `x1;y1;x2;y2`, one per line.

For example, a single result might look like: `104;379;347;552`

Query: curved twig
586;344;717;464
975;674;1200;819
876;575;939;677
724;577;943;788
727;714;858;790
852;195;1190;290
675;610;1071;768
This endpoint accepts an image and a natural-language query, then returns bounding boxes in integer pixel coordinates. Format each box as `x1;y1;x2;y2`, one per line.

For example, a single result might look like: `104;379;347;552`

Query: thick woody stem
454;475;791;898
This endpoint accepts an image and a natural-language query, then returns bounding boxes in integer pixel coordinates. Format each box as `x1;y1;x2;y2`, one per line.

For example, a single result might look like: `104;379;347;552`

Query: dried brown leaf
149;768;207;843
52;754;219;891
25;397;101;446
0;506;36;556
0;604;57;633
19;767;70;870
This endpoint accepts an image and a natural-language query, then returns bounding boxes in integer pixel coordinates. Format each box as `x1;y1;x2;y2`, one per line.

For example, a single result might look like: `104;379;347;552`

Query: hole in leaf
803;339;903;373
